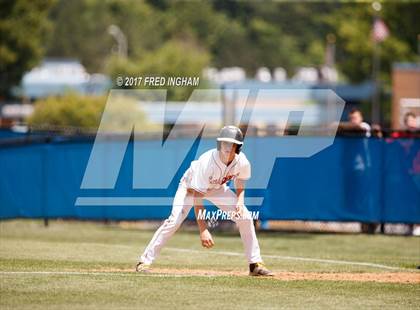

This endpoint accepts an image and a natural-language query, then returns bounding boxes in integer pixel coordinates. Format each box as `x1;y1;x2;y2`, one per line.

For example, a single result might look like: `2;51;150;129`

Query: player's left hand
200;229;214;248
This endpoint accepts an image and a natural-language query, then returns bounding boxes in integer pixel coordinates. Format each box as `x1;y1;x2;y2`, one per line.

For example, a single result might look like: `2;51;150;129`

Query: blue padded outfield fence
0;134;419;223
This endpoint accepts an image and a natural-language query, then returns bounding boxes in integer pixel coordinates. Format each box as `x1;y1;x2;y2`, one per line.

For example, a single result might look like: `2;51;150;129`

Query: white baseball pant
139;182;262;264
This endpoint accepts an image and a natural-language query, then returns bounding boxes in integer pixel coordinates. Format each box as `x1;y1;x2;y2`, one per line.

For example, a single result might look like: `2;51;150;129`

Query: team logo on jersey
221;175;234;185
209;174;236;185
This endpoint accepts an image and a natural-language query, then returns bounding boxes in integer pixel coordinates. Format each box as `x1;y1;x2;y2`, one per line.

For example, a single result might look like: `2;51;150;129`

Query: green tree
14;0;419;99
46;0;168;72
160;1;250;70
327;2;417;84
247;18;300;73
28;94;106;130
212;1;338;71
28;93;155;132
0;0;55;98
45;0;113;72
109;0;172;59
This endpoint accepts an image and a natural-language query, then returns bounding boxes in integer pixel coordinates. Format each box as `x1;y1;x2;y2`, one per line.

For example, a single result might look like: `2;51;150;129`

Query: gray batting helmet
216;125;244;154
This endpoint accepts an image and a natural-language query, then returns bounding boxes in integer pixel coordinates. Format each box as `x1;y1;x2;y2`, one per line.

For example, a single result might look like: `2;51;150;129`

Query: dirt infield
94;268;420;284
152;269;420;283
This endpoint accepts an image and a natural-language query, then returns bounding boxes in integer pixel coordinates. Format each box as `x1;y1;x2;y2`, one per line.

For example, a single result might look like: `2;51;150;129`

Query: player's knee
235;218;254;232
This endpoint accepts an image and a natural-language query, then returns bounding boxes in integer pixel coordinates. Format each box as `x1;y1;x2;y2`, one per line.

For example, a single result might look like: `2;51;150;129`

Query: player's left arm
234;178;246;215
234;155;251;215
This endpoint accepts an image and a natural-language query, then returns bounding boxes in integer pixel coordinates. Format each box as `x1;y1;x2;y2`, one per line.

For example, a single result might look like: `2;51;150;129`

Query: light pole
371;1;382;125
108;24;128;58
326;33;336;68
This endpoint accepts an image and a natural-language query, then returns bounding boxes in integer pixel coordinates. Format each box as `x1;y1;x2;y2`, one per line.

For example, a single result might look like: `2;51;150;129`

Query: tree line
1;0;419;99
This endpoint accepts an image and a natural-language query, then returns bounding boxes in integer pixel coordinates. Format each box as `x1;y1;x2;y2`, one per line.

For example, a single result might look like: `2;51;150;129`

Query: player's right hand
200;229;214;248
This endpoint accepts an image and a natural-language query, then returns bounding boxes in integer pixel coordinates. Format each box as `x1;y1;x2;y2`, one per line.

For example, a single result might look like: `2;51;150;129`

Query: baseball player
136;126;273;276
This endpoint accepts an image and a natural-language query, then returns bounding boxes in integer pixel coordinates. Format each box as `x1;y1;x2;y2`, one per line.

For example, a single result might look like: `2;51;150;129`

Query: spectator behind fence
340;109;378;234
402;112;419;235
348;108;371;137
391;112;420;138
404;112;418;131
371;124;383;138
383;112;419;236
337;108;373;137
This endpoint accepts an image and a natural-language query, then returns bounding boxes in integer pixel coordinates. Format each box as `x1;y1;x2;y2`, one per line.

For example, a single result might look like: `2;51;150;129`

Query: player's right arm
191;189;214;249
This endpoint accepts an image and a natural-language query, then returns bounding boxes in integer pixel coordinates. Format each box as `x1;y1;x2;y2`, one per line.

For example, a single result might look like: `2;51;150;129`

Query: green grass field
0;220;419;309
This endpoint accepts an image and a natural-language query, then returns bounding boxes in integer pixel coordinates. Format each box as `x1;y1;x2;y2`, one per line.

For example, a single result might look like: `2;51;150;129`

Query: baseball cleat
135;262;151;273
249;262;274;276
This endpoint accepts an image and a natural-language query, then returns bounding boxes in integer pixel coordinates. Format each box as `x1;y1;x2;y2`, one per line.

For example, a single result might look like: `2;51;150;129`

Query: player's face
405;115;418;130
349;112;363;125
220;141;236;160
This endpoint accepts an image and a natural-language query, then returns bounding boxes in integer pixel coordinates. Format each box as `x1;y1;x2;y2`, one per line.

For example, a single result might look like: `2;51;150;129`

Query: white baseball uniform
139;148;262;265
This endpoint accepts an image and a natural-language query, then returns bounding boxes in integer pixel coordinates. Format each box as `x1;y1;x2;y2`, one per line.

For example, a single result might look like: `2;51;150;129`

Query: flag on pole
372;18;389;42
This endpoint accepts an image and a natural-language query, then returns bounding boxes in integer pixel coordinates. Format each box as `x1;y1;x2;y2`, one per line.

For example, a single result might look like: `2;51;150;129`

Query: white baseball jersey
181;148;251;194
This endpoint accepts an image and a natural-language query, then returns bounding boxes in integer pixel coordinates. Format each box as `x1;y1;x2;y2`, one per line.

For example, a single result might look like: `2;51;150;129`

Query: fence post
41;138;50;227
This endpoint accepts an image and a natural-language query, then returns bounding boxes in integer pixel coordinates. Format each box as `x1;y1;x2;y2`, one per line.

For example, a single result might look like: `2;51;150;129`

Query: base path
148;268;420;284
86;267;420;284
